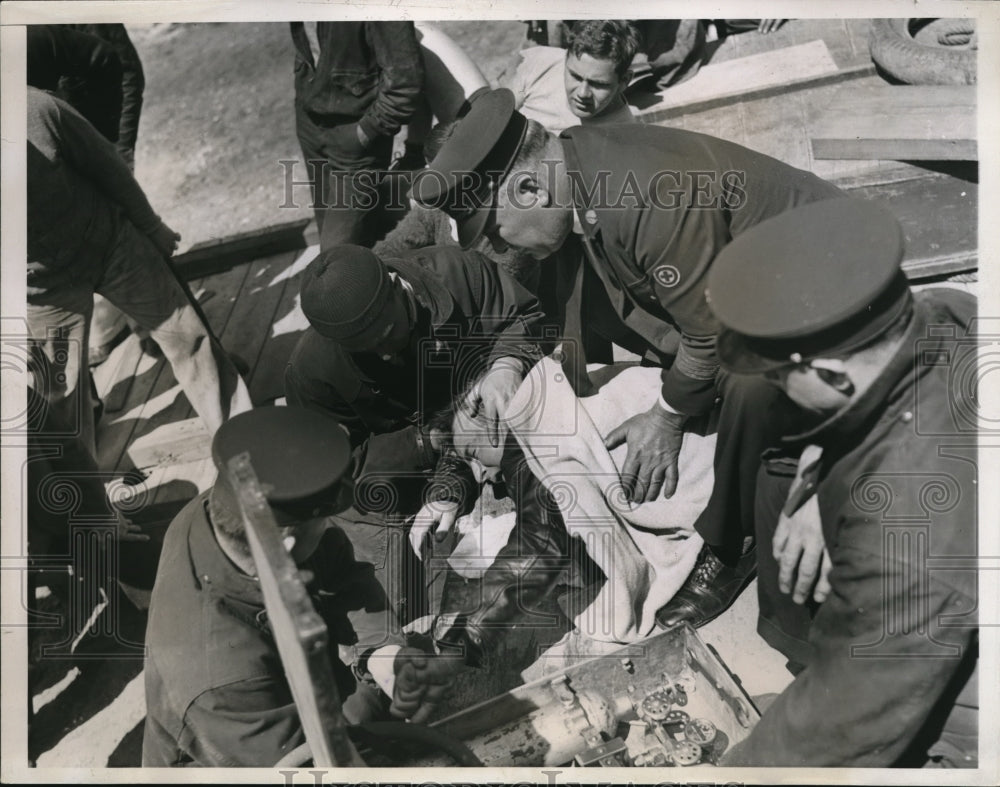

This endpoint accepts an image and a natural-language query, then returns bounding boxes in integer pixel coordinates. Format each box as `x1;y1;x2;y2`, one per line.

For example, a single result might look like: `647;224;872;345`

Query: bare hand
773;494;831;604
604;404;686;503
463;357;523;447
149;222;181;259
114;509;150;543
409;500;460;557
390;647;463;724
758;19;785;34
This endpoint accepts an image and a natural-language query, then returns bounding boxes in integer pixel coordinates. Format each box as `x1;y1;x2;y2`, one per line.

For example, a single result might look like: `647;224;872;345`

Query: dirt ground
130;21;528;251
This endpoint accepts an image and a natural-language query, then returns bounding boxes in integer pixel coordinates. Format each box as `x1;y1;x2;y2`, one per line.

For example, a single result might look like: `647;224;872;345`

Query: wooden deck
27;18;980;769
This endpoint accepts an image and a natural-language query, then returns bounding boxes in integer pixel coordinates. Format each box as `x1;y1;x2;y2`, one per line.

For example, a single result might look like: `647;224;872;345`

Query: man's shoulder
515;45;567;75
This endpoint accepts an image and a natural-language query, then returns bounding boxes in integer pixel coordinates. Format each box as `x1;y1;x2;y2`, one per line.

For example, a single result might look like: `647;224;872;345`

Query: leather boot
655;543;757;629
433;449;573;666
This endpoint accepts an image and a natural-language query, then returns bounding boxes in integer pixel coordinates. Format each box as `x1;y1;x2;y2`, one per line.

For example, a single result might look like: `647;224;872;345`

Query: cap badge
653;265;681;288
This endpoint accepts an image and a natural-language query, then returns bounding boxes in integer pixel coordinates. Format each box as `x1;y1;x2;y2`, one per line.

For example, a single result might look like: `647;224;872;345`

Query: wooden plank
249;248;318;405
143;455;215;519
810;85;977;161
126;417;211;468
635;40;870;125
171;218;310;281
126;267;251;449
227;453;364;767
217;249;300;403
844;173;978;280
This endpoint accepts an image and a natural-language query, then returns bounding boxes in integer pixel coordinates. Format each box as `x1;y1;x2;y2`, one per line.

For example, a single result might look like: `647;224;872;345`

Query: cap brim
716;328;794;375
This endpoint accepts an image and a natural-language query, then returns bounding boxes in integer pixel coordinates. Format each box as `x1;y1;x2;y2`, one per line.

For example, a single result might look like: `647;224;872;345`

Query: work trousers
27;215;252;457
294;103;395;251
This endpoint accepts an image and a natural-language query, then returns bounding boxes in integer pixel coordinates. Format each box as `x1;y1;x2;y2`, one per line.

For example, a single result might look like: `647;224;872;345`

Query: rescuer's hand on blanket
389;647;464;724
604;403;686;503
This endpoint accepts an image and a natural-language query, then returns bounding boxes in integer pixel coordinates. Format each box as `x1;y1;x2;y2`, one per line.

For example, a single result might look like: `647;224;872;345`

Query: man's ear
508;170;550;208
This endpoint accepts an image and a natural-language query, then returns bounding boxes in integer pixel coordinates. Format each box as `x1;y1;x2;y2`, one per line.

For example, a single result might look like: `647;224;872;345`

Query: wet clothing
143;492;396;767
725;289;978;767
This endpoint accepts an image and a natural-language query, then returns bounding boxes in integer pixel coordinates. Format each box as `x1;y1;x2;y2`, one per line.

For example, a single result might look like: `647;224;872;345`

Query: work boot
655;543;757;629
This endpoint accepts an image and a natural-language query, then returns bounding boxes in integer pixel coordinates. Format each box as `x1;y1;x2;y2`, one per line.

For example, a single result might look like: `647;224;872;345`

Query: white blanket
507;358;715;646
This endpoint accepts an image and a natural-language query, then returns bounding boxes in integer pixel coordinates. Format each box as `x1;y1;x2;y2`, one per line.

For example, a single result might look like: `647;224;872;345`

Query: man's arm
357;22;424;145
181;680;306;767
38;91;164;237
723;545;977;766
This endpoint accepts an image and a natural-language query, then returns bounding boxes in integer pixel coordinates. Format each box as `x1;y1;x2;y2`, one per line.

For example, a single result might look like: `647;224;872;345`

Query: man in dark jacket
290;21;423;248
143;407;459;767
285;243;545;627
708;199;978;767
412;88;843;626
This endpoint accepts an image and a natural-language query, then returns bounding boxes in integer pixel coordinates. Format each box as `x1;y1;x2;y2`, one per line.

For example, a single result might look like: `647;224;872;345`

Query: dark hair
567;20;641;78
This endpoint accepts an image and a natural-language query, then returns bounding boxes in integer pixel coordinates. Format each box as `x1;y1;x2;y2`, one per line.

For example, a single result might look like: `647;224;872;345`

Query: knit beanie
300;245;391;341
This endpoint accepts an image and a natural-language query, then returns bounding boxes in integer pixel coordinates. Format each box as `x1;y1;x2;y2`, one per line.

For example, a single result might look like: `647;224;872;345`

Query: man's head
427;375;507;484
300;245;414;355
564;21;640;119
412;89;573;258
708;198;914;416
209;406;352;565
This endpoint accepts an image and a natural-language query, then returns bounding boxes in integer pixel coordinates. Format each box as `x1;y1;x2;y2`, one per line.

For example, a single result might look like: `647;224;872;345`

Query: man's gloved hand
463;356;524;447
389;646;464;724
604;403;686;503
409;499;460;558
774;493;831;604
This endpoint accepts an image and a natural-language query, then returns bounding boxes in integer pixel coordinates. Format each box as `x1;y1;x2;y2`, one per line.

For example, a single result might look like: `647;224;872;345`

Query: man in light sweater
26;86;251;456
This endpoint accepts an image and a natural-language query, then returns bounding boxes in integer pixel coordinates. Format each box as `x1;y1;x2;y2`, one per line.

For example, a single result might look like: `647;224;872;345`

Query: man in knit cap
285;243;545;630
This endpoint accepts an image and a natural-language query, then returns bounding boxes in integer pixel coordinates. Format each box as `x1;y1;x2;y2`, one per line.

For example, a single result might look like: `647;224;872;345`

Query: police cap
411;88;529;249
212;406;352;521
707;198;913;374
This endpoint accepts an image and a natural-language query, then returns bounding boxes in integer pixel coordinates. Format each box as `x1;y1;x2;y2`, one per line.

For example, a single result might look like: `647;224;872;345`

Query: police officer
143;406;459;767
708;199;978;766
411;88;844;626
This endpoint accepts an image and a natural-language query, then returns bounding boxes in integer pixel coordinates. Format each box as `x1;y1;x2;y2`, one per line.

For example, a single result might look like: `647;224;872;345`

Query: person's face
564;52;626;119
485;173;574;260
334;283;412;357
277;516;328;564
764;359;854;415
450;404;505;484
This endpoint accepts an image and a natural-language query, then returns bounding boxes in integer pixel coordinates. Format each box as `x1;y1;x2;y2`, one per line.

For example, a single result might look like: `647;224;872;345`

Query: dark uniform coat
143;492;395;767
560;123;844;414
556;124;844;553
725;289;979;766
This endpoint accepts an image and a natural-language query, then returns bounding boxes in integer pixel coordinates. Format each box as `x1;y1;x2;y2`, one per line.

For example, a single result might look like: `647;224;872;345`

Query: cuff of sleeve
656;391;683;415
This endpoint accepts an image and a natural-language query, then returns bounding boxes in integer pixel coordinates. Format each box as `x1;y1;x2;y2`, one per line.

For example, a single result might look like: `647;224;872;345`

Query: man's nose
578;81;593;98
